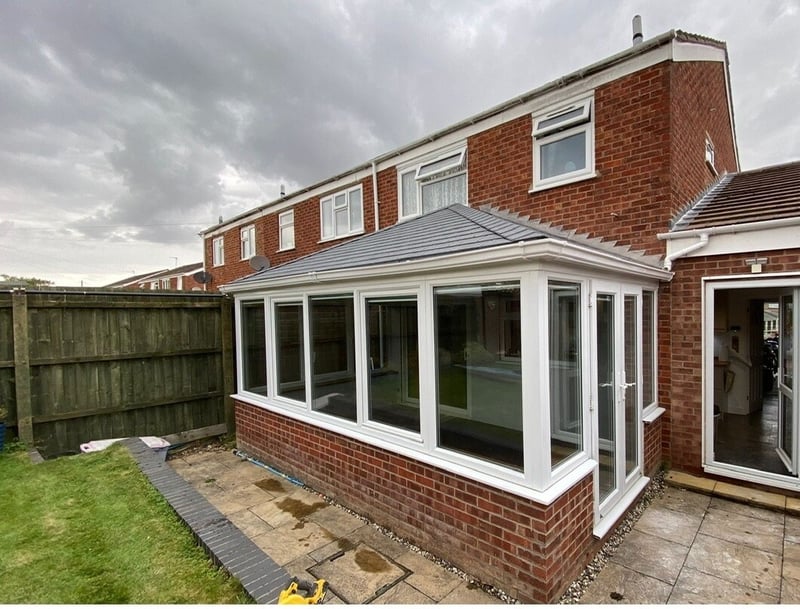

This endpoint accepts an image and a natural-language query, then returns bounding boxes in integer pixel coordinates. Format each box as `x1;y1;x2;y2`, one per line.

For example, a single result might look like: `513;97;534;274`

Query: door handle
599;382;613;387
620;382;636;388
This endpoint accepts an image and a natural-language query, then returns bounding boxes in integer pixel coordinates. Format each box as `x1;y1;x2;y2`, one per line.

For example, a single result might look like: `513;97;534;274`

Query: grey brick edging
123;438;289;603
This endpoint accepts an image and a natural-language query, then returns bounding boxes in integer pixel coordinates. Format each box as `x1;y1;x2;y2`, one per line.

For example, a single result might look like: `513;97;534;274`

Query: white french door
777;292;798;474
592;281;643;522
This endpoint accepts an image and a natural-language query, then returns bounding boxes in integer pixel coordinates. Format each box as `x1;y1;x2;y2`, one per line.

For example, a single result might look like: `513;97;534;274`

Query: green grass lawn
0;442;250;604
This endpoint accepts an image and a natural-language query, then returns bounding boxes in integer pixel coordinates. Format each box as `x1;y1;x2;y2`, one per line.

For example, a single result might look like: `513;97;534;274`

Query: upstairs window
161;278;170;289
320;186;363;241
399;146;467;220
212;236;224;266
279;210;295;251
240;225;256;260
532;96;594;190
705;136;717;175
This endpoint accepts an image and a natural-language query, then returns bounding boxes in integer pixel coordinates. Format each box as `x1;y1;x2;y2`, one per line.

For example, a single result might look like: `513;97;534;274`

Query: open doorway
711;286;796;478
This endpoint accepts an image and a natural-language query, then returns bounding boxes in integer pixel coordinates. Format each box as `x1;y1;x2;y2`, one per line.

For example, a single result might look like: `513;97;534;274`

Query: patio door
592;281;642;521
777;292;798;474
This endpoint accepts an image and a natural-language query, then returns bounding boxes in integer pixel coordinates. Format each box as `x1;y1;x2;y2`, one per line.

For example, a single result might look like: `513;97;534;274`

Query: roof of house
203;29;730;237
671;161;800;232
228;205;664;288
104;262;203;288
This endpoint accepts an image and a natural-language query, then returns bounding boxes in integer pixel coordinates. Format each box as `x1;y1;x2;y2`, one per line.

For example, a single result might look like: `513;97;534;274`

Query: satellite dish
192;270;213;284
249;255;270;271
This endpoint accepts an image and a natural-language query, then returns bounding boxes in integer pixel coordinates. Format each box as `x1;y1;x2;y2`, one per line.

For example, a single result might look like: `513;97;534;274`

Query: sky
1;1;798;287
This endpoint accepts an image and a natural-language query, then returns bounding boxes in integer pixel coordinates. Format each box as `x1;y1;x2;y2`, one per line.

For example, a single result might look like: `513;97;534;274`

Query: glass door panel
624;295;639;477
777;294;796;474
596;293;616;503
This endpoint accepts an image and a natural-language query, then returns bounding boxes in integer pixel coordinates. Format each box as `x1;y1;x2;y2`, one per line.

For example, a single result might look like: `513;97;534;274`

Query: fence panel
1;288;233;457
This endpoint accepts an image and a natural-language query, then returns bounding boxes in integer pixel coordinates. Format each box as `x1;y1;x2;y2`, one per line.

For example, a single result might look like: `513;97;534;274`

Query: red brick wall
666;250;800;473
235;401;598;603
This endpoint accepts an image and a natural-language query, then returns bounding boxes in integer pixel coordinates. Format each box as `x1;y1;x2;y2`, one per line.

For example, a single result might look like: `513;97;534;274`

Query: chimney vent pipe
632;15;643;45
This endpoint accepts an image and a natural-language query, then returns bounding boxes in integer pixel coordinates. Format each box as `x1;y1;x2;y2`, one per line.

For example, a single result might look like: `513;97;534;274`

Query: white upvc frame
319;185;364;241
232;259;659;505
240;225;256;260
212;236;225;266
161;278;170;289
702;273;800;492
278;209;295;251
531;94;595;191
397;143;468;221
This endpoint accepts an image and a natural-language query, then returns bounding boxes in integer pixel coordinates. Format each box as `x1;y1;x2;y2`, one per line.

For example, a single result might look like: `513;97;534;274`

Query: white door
592;281;643;521
777;292;798;474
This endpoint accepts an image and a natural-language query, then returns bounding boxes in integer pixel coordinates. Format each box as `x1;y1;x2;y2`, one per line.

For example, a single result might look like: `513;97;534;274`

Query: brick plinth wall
644;416;663;476
235;400;597;603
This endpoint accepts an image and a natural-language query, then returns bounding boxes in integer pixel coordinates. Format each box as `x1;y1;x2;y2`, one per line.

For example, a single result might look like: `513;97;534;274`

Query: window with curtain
399;147;467;219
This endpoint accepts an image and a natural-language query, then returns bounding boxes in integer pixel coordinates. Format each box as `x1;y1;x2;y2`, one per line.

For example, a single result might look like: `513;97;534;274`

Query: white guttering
662;232;709;271
371;161;380;232
658;216;800;270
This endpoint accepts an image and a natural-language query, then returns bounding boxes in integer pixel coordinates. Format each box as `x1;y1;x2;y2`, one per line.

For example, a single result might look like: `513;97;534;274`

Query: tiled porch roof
671;161;800;232
229;204;663;287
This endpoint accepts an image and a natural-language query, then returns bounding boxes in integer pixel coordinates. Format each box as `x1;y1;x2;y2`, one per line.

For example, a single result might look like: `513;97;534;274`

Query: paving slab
578;562;672;604
668;566;779;604
786;515;800;544
252;519;336;566
656;485;712;518
782;540;800;582
684;533;782;597
699;505;784;554
371;581;436;604
782;576;800;604
306;504;367;538
394;549;464;601
309;543;408;604
438;580;504;604
633;503;702;547
610;529;690;585
709;495;786;524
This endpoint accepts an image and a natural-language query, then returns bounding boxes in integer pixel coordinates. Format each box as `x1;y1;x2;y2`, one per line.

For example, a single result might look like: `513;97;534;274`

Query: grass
0;442;251;604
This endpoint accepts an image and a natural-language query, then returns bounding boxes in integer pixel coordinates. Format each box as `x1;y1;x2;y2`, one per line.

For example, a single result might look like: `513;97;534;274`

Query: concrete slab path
167;444;503;605
579;472;800;604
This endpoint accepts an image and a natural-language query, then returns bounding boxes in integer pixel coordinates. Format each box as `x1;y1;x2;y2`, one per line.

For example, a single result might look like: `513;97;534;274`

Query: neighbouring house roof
670;161;800;232
105;262;203;288
226;205;665;290
105;269;167;288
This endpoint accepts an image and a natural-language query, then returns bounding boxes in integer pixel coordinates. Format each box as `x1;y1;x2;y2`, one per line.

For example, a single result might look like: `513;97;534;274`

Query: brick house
106;262;206;291
198;29;800;602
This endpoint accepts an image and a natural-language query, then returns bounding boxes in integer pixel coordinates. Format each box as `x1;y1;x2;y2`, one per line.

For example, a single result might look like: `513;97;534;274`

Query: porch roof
671;161;800;232
225;204;665;290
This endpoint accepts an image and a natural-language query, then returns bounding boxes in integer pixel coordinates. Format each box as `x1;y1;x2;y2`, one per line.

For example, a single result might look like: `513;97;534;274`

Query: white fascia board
221;239;670;294
663;221;800;259
672;41;727;63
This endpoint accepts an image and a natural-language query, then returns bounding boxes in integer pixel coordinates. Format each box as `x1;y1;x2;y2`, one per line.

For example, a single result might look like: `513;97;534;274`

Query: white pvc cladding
229;241;668;505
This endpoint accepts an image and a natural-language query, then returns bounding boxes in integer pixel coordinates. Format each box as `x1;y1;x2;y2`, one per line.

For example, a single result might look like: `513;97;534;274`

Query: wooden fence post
220;296;236;435
12;289;34;445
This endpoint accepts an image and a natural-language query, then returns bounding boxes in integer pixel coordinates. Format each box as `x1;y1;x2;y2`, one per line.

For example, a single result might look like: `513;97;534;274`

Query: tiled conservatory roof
228;204;663;287
671;161;800;232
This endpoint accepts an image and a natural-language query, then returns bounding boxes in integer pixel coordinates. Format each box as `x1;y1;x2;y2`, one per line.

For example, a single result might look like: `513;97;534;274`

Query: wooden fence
0;288;234;457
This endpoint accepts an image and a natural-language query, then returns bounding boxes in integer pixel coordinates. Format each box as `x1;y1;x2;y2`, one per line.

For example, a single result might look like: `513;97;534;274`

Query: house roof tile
671;161;800;232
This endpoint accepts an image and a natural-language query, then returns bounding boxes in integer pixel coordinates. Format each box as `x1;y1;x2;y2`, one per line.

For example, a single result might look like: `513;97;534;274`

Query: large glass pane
321;198;333;238
782;296;793;390
434;283;523;470
549;282;582;468
367;299;420;433
782;393;793;464
241;301;267;395
276;303;305;402
597;294;616;502
642;290;655;407
401;171;418;217
310;296;356;421
540;131;586;179
624;295;639;477
421;173;466;214
349;189;363;232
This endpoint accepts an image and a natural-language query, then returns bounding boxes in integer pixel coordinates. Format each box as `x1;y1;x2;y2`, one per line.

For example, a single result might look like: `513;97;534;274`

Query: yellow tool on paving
278;578;328;604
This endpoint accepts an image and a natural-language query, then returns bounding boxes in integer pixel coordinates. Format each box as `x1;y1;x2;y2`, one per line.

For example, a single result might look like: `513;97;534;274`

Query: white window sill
643;406;666;424
277;246;295;253
529;171;597;194
318;230;364;245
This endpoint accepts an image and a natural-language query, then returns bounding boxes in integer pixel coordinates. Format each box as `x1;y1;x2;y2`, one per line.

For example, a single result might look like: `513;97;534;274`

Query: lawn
0;442;250;604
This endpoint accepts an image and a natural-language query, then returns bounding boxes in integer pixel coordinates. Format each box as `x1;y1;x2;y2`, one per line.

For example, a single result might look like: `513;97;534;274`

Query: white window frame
319;185;363;242
279;210;295;251
398;145;468;221
150;281;159;290
212;236;225;267
240;225;256;260
705;136;717;175
161;278;170;289
531;95;595;191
